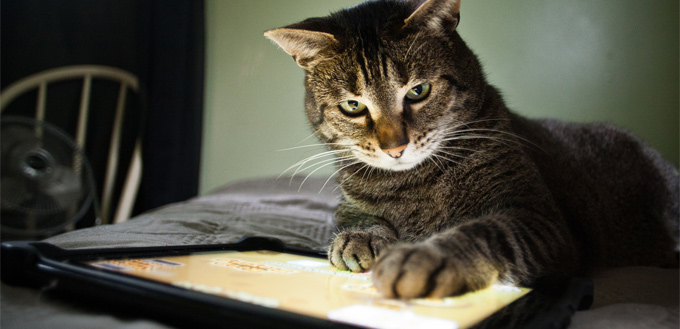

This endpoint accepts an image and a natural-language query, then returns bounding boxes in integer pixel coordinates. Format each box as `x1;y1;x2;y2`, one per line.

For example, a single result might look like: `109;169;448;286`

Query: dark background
1;0;205;228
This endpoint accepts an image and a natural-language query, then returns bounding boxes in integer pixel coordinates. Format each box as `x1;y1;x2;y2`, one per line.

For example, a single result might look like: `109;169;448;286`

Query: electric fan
1;116;98;238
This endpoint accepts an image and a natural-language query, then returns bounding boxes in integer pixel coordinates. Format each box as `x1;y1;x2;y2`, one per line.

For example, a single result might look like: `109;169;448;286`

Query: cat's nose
382;144;407;158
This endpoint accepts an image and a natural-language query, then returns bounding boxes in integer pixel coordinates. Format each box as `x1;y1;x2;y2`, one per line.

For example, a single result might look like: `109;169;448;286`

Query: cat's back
512;114;679;269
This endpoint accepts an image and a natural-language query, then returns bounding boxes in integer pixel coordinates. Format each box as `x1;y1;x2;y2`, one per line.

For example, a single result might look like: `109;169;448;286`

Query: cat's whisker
448;127;542;151
293;154;354;179
404;30;423;62
299;157;358;192
278;149;348;179
277;143;353;152
431;153;463;167
443;135;517;149
288;149;344;164
360;163;372;185
441;132;523;149
334;163;373;193
295;132;320;145
282;155;347;188
410;43;429;61
356;164;378;189
436;149;469;160
323;162;366;194
281;149;345;172
277;144;327;152
438;123;543;152
445;117;511;131
453;117;511;127
437;119;511;140
427;154;446;171
321;162;351;193
438;145;478;154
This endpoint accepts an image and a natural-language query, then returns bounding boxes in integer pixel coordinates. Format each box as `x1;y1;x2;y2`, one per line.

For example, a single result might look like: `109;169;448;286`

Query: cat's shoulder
533;118;632;142
516;115;678;183
517;116;645;153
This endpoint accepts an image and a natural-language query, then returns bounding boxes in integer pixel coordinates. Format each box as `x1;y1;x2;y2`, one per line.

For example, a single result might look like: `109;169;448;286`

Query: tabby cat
265;0;679;298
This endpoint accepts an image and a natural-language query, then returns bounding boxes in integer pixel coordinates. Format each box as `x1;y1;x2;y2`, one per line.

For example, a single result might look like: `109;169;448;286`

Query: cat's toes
371;244;451;298
372;243;493;299
329;231;389;272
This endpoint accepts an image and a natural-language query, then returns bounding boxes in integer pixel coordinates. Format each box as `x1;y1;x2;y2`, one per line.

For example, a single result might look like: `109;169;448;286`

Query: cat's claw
329;231;390;272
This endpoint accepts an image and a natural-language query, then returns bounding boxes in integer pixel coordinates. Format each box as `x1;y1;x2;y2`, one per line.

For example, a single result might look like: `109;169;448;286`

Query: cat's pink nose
382;144;407;158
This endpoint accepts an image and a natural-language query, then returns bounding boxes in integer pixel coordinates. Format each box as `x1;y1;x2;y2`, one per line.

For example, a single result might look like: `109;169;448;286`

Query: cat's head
266;0;487;171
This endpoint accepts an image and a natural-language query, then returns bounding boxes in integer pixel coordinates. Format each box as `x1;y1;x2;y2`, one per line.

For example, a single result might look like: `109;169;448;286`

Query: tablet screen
85;250;530;329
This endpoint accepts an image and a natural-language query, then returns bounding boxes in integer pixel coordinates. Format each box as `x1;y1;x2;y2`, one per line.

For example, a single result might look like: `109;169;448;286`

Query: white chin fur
354;147;429;171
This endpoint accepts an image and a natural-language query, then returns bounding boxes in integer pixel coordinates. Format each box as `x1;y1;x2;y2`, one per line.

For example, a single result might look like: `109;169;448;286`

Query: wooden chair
1;65;143;225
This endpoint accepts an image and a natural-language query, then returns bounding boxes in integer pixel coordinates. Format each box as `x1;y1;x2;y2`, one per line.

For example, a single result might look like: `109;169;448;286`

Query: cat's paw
371;242;497;299
328;231;391;272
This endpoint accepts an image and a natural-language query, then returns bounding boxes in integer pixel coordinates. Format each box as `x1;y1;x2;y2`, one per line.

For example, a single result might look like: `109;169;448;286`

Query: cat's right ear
404;0;461;34
264;28;338;69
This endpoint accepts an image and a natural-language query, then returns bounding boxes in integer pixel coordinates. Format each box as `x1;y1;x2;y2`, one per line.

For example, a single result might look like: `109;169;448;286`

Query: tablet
1;237;592;329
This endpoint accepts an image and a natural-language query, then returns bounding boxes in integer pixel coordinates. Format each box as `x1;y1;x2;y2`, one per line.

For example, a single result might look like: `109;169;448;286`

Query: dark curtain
1;0;204;226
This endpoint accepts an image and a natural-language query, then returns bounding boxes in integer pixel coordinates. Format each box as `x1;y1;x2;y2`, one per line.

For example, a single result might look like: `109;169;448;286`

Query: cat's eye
338;100;367;116
405;83;431;102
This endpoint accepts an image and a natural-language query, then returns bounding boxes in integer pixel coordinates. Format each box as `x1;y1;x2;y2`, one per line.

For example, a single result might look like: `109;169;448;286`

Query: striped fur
266;0;679;298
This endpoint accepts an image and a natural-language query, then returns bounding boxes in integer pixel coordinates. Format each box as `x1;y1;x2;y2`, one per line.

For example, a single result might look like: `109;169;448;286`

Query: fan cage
1;116;99;237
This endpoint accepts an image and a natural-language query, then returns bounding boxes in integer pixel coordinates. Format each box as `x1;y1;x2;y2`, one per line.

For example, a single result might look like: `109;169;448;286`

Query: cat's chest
340;168;483;241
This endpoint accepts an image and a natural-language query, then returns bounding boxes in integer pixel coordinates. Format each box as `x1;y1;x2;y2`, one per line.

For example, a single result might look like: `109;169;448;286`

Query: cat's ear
264;27;338;69
403;0;461;33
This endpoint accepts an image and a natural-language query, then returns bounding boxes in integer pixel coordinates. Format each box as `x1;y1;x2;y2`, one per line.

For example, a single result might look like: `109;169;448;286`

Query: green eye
405;83;431;102
339;100;367;116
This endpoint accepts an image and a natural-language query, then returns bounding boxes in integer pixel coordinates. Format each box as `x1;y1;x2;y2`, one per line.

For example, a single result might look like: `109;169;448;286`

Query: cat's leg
371;212;577;298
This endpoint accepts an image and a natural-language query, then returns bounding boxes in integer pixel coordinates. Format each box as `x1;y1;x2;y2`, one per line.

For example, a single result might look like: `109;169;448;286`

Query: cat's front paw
372;242;497;299
329;231;390;272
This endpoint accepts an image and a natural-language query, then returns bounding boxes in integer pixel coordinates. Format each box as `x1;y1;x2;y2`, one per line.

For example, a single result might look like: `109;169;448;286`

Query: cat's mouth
353;144;433;172
386;158;423;171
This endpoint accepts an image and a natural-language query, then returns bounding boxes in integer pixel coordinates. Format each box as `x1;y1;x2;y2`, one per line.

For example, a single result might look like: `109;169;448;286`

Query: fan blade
40;165;84;210
1;116;96;236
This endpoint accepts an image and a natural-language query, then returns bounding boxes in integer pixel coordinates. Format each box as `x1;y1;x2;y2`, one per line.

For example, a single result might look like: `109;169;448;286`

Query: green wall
201;0;679;194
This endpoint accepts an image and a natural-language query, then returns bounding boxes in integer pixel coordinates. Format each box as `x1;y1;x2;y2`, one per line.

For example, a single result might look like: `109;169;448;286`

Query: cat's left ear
264;27;338;69
403;0;461;33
